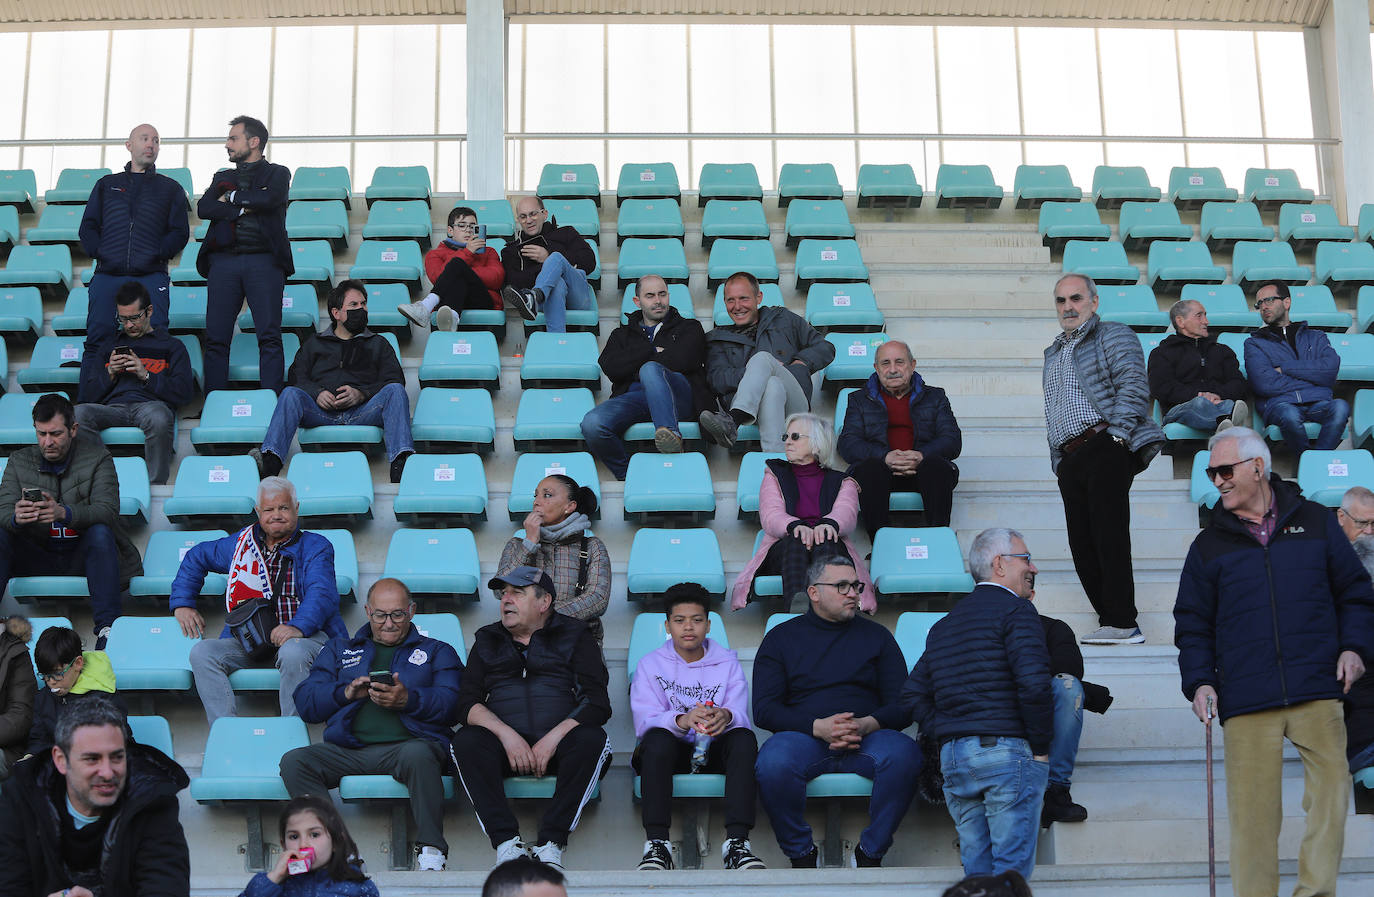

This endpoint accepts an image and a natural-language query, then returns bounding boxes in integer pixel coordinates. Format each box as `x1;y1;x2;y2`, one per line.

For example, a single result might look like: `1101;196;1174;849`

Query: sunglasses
781;432;809;443
1205;457;1258;482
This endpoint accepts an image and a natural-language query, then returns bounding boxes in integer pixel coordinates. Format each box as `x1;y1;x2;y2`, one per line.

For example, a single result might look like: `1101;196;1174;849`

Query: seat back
627;611;730;682
894;611;947;671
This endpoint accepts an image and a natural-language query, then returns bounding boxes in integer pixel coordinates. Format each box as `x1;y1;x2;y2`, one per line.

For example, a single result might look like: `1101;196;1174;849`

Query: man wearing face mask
250;279;414;484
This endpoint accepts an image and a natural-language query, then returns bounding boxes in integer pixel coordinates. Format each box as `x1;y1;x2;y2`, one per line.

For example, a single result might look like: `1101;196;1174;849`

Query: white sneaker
398;299;432;330
495;836;530;865
532;841;564;869
1230;399;1249;427
436;306;459;331
1079;625;1146;645
416;845;446;871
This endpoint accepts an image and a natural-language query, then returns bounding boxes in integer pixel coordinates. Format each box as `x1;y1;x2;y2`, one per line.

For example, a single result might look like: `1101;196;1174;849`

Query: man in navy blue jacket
752;555;920;868
1175;426;1374;897
282;577;463;872
78;123;189;344
839;339;961;532
903;528;1052;881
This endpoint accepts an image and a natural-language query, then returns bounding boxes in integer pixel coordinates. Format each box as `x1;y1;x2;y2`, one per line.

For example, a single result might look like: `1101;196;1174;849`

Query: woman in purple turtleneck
731;412;875;612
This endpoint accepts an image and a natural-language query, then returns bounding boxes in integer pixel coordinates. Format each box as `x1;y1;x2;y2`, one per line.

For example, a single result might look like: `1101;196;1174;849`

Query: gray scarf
540;511;590;543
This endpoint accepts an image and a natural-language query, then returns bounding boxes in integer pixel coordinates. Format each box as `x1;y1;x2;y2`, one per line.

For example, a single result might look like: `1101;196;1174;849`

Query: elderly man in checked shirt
1043;274;1164;646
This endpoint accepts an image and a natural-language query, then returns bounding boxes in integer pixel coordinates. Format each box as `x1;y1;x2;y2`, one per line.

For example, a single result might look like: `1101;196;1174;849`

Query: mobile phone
21;488;42;503
287;845;315;875
114;345;132;357
369;670;395;686
475;224;487;240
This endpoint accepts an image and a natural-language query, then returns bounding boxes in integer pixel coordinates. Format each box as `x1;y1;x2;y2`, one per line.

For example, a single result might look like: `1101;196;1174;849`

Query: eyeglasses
1253;295;1283;309
366;609;410;624
516;210;546;221
115;309;149;324
1339;507;1374;532
781;432;809;443
41;657;78;683
450;221;479;231
812;580;865;595
1000;552;1033;563
1205;457;1258;482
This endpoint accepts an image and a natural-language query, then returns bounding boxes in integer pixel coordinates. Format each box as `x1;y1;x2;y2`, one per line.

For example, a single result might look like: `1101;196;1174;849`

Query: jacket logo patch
340;648;364;668
408;648;428;665
1284;526;1305;535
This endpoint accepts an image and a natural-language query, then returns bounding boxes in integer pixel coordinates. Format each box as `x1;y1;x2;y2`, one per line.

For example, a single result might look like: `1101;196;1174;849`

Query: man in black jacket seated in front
839;339;962;532
580;274;709;479
0;694;189;897
500;197;596;333
1146;298;1248;435
451;566;612;871
250;279;414;484
903;527;1053;881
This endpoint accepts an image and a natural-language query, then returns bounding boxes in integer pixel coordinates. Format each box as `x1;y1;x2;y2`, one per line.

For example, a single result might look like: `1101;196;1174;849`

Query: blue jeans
86;271;170;345
204;252;286;393
754;729;921;859
940;736;1048;880
1265;397;1350;451
0;524;122;633
1350;740;1374;774
580;362;693;479
534;251;594;333
262;383;414;461
1049;673;1084;787
1162;395;1234;432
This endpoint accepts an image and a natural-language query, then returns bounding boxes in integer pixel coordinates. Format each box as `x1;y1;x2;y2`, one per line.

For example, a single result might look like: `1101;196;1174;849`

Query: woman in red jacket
401;205;505;331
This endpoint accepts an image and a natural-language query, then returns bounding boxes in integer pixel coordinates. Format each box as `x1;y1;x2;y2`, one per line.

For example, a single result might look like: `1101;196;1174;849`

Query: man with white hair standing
1176;427;1374;897
169;476;346;723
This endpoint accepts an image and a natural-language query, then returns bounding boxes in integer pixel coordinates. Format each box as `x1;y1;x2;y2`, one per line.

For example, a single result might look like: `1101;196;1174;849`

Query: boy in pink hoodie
629;583;764;872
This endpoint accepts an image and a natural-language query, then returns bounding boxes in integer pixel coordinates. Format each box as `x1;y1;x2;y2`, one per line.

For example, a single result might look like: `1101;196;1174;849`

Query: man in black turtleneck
1147;298;1248;435
198;114;294;394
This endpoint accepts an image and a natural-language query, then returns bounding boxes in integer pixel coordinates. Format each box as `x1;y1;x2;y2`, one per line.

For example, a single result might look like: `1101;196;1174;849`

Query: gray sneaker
436;306;459;332
654;426;684;453
1230;399;1249;427
698;410;738;448
1079;625;1145;645
398;299;432;329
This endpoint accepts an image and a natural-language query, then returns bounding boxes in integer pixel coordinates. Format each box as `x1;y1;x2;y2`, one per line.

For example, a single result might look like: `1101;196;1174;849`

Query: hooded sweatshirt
630;637;750;742
28;651;129;756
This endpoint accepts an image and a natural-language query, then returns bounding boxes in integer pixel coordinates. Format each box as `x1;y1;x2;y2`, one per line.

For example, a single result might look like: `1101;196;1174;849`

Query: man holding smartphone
400;205;506;332
500;197;596;333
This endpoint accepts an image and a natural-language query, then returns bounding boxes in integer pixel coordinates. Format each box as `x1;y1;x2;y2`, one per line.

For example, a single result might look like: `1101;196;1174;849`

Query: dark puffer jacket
78;164;189;276
1175;476;1374;723
600;307;710;415
500;220;595;291
901;584;1054;755
1243;322;1340;416
1147;333;1247;409
838;371;962;465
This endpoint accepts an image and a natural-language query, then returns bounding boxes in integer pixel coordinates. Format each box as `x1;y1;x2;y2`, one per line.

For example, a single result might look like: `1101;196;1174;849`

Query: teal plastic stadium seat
418;332;501;390
191;389;276;454
617;238;689;290
785;200;854;247
0;394;39;450
238;284;320;335
1099;285;1168;331
805;283;884;332
1092;166;1161;209
1245;168;1314;209
1013;164;1081;209
538;164;601;204
412;613;467;663
1169;167;1238;210
1201;201;1273;250
1155;397;1211;442
227;333;301;387
935;164;1003;210
106;617;196;691
795;239;869;290
1137;333;1167;363
190;717;309;803
288;241;335;292
894;611;946;670
289;166;352;208
1218;333;1250;376
1357;286;1374;334
46;168;109;204
513;388;595;450
382;528;480;599
586;239;602;292
1360;204;1374;244
1118;201;1193;251
628;611;729;681
361;282;410;336
748;531;783;599
0;170;38;213
822;333;888;392
364;166;431;207
1180;284;1260;331
129;530;229;601
467;199;516;239
1298;450;1374;506
507;452;600;520
623;419;703;451
1232;241;1311;289
1354;389;1374;450
617;199;684;243
1148;242;1225;292
1038;202;1110;252
623;452;716;523
504;776;600;800
857;164;921;209
520;332;601;391
114;456;151;524
128;716;175;757
707;239;779;289
546;199;600;239
700;200;768;248
0;286;45;340
349;241;424;293
617;163;681;204
763;612;798;633
0;245;73;297
9;571;89;602
625;527;726;600
27;204;84;245
1316;242;1374;292
1255;403;1321;444
1288;286;1353;332
806;772;873;798
1355;766;1374;789
777;163;842;208
0;206;18;252
164;456;260;525
287;451;374;521
697;163;762;205
337;774;456;803
1332;334;1374;382
620;282;694;324
393;453;488;525
736;452;785;521
315;528;360;599
870;527;976;598
713;282;784;326
1280;203;1353;251
833;387;855;437
169;242;204;285
1061;240;1139;285
285;200;349;250
18;336;80;395
50;288;89;335
411;388;496;452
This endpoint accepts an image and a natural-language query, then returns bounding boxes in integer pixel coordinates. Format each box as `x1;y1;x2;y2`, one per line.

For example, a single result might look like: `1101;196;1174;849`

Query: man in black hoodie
500;196;597;333
579;275;708;479
1146;298;1248;434
251;279;413;484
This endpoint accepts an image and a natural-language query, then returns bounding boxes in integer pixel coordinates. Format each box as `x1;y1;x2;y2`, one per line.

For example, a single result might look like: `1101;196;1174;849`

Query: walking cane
1205;695;1216;897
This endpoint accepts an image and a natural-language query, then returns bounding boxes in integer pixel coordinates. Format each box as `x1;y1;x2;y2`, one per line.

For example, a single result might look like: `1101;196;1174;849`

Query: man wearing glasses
74;281;193;485
1176;426;1374;897
282;577;463;873
170;476;347;724
401;205;507;332
501;196;597;333
1243;280;1348;453
752;555;920;868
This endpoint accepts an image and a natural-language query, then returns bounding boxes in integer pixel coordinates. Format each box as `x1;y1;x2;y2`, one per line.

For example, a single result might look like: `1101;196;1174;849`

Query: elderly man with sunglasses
1175;426;1374;897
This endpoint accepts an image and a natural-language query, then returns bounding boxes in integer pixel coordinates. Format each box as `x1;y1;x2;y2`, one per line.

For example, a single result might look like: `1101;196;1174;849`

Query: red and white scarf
226;526;276;613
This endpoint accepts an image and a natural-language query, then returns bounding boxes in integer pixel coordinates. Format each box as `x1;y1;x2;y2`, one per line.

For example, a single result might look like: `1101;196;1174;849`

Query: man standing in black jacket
199;115;293;393
501;197;596;333
580;275;708;479
903;527;1052;881
251;279;413;483
1146;299;1248;434
79;122;189;345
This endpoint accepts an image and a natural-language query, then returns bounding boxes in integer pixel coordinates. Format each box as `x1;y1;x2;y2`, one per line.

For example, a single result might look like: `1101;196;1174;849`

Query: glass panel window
689;24;771;133
1259;31;1312;139
437;24;468;134
936;26;1020;136
774;25;854;134
1178;30;1261;138
0;34;24;141
608;24;687;133
356;25;437;135
107;30;190;139
27;31;108;140
523;24;604;132
1099;29;1182;137
854;26;938;135
189;28;272;139
1019;27;1101;137
273;26;355;137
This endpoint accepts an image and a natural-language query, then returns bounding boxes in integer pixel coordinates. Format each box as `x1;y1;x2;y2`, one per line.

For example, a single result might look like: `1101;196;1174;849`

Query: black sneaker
249;447;283;479
389;451;413;485
1041;783;1088;827
637;839;674;871
503;286;542;321
850;844;881;868
722;838;765;870
789;845;819;868
698;410;739;448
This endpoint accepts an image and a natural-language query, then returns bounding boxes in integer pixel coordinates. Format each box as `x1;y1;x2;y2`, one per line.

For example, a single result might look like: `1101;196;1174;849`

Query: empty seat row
1063;239;1374;292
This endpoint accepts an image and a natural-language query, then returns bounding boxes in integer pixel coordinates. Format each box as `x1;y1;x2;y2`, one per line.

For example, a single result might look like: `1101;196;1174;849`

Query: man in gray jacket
1043;274;1163;646
699;272;835;452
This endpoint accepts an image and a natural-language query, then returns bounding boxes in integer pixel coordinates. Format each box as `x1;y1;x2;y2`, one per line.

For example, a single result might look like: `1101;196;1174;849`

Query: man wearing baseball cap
451;566;612;870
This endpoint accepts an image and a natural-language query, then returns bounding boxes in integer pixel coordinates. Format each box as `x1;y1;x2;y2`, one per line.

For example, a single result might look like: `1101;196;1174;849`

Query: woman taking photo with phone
239;795;378;896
